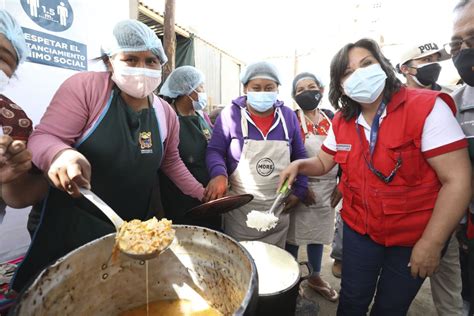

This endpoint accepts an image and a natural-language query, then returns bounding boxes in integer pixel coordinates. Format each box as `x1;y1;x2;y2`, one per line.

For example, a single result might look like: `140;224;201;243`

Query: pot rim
12;225;259;316
257;269;301;297
240;241;302;297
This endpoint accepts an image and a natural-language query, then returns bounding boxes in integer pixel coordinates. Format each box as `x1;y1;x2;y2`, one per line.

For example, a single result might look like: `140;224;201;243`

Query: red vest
333;87;456;246
468;213;474;240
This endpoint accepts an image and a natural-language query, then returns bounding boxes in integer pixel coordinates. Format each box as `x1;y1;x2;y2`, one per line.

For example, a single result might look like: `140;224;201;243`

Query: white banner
0;0;131;263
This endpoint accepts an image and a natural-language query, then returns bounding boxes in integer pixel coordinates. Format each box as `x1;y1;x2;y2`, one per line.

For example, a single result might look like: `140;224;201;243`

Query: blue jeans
285;243;323;275
331;211;344;261
337;224;425;316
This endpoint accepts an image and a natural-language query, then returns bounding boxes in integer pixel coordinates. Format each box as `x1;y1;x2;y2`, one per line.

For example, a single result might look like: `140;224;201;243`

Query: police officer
397;42;451;92
450;1;474;315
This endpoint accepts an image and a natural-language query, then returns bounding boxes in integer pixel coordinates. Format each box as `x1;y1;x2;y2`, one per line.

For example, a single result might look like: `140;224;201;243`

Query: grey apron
224;107;291;248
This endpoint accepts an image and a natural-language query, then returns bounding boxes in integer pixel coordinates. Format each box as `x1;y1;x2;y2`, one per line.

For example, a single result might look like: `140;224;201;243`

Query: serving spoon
266;179;291;216
246;179;291;231
79;188;172;260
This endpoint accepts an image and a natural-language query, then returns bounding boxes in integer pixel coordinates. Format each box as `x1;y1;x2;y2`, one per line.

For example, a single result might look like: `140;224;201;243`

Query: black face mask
453;48;474;87
294;90;322;111
414;63;442;86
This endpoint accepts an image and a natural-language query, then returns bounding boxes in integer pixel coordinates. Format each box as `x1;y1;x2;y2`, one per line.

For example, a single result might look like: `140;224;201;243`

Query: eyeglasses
444;35;474;57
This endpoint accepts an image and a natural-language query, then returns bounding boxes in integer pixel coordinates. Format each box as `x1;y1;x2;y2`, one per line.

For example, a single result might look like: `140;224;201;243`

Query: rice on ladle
246;210;278;232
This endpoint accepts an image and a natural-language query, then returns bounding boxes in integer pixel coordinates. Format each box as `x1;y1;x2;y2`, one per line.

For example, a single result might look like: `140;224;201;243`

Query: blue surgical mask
343;63;387;104
192;92;207;110
246;91;277;112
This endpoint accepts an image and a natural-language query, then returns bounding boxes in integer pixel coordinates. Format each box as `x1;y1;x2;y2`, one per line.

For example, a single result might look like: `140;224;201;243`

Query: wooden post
128;0;138;19
163;0;176;81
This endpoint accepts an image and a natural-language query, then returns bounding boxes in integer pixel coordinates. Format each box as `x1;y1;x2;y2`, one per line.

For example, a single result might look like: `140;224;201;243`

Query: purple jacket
206;96;308;200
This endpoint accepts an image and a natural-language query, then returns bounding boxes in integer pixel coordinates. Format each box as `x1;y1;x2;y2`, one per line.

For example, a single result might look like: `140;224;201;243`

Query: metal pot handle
298;261;314;280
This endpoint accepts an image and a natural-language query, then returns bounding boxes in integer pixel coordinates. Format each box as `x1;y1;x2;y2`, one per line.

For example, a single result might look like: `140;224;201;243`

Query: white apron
224;107;291;248
287;110;337;245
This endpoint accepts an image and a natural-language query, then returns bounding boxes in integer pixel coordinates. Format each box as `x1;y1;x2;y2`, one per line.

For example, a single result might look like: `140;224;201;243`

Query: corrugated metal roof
139;13;164;37
138;4;189;38
137;2;243;65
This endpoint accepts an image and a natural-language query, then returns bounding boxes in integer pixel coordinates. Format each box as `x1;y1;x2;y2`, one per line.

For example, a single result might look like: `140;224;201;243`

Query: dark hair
92;54;112;71
328;38;402;121
396;59;413;77
454;0;472;11
161;95;175;104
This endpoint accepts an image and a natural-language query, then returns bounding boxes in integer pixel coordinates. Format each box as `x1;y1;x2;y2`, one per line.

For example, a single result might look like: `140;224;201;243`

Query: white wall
2;0;131;124
0;0;132;263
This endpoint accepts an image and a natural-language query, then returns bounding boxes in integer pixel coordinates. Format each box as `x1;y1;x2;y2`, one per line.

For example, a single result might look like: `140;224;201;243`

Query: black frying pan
186;194;254;218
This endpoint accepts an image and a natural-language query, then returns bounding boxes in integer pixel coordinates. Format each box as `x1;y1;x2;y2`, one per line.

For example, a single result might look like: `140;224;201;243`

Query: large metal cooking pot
240;241;311;316
11;225;258;316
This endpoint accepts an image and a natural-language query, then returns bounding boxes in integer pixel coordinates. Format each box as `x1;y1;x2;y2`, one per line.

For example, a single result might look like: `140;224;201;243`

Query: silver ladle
79;188;171;260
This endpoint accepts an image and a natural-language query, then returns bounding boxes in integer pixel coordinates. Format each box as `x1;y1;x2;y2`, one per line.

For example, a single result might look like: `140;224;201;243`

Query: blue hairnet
0;10;29;64
101;19;167;65
291;72;324;98
240;61;281;86
160;66;205;98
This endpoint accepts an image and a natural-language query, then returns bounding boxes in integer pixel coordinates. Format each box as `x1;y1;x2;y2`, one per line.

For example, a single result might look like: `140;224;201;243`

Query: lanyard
355;101;401;184
356;101;387;159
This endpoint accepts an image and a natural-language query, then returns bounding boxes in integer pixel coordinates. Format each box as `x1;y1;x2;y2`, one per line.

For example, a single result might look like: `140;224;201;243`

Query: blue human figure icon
27;0;39;17
57;2;68;26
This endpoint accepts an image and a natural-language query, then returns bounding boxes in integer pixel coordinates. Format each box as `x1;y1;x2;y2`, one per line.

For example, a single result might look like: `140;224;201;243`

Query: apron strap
277;107;290;141
75;92;115;148
298;110;309;136
240;107;249;139
240;106;289;141
152;96;168;145
299;109;333;138
319;109;333;128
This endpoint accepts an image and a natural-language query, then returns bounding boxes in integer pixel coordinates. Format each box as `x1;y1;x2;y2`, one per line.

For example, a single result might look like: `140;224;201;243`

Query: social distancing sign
22;27;87;71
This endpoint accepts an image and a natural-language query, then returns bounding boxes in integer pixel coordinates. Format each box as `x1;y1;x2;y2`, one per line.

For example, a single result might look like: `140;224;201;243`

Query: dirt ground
296;245;437;316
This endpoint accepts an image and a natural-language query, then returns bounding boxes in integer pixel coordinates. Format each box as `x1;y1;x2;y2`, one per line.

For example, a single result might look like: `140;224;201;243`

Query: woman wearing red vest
280;38;472;315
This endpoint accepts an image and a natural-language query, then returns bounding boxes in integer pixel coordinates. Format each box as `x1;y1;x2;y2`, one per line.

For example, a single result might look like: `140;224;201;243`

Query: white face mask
0;70;10;92
343;63;387;104
111;63;162;99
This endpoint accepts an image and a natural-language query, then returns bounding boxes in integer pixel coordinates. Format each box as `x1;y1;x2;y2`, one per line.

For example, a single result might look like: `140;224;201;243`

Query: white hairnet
101;19;167;65
0;10;29;64
160;66;205;98
240;61;281;85
291;72;324;97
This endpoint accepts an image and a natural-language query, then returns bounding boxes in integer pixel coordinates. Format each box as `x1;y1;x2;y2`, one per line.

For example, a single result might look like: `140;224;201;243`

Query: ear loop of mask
187;90;198;103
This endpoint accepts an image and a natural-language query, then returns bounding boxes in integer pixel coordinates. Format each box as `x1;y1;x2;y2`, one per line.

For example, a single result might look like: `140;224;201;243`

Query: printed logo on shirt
202;128;211;141
139;131;153;154
256;158;275;177
336;144;352;151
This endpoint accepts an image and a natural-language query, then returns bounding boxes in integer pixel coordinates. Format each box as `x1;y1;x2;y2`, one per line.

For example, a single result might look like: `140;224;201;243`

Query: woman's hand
48;149;91;198
283;194;300;212
303;188;316;206
330;186;343;208
203;175;228;202
0;136;32;184
278;160;301;191
409;237;442;279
